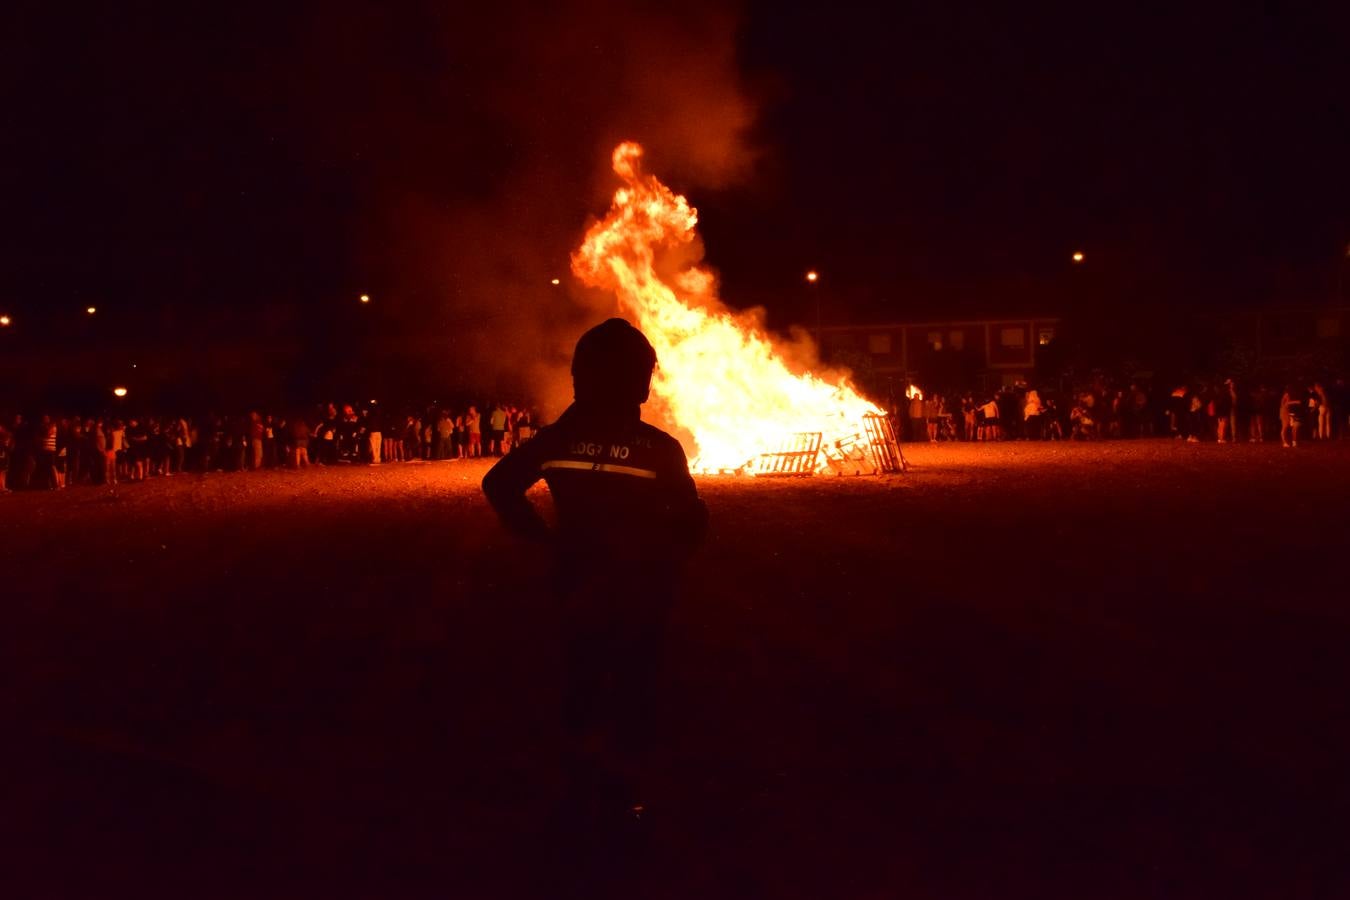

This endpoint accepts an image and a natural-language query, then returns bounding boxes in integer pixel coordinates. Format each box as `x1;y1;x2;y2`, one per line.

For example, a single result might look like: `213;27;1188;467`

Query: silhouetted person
482;318;707;825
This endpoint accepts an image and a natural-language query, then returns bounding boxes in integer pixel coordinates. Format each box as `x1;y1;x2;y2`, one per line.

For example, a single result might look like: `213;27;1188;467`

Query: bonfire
572;142;901;476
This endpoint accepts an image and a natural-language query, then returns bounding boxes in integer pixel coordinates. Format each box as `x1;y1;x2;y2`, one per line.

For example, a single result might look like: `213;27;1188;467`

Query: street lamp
359;294;371;304
0;315;10;327
806;270;822;343
1071;251;1085;263
86;306;97;315
113;387;128;398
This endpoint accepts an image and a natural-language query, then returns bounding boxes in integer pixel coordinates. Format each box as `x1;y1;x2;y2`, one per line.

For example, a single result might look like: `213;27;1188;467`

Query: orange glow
0;315;10;327
1072;251;1084;263
906;384;923;401
359;294;371;303
572;142;883;474
805;270;819;283
86;306;97;315
113;387;128;398
551;278;561;286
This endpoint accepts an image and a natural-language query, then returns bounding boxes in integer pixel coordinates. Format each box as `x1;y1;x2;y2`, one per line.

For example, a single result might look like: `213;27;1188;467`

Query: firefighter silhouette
483;318;707;816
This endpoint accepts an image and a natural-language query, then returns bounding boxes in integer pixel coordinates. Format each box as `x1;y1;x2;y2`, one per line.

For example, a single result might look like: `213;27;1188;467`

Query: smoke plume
277;0;758;415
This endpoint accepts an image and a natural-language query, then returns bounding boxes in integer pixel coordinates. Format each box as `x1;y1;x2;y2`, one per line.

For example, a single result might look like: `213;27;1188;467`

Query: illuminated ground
6;441;1349;898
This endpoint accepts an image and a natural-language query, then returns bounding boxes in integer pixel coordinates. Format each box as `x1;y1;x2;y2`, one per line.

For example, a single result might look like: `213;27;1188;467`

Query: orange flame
572;142;882;473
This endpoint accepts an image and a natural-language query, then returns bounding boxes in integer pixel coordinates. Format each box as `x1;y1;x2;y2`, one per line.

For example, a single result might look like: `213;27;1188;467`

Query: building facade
819;316;1061;390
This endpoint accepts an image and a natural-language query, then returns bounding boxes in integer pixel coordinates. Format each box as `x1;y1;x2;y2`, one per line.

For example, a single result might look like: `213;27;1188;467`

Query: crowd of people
0;401;536;491
901;376;1349;447
5;373;1347;492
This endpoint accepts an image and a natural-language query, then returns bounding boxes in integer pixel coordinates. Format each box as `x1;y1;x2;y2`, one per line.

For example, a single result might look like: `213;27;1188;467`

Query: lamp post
806;270;821;345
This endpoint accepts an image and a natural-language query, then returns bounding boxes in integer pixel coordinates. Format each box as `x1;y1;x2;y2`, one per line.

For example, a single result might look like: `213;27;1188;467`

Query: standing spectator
366;409;382;465
517;408;535;445
108;419;126;479
1187;390;1203;443
1280;384;1305;448
149;419;170;476
1215;381;1234;443
178;416;193;472
1312;381;1331;441
126;417;149;481
36;415;60;489
1023;389;1045;441
488;402;508;456
1168;385;1188;438
317;406;338;465
337;405;359;462
291;416;311;468
961;394;977;441
273;416;289;467
403;415;421;462
65;418;82;486
1044;397;1065;440
262;415;277;467
418;414;431;460
907;389;925;444
919;393;934;443
453;414;467;458
466;405;482;458
232;416;249;471
168;418;185;474
94;419;114;485
979;397;1000;441
1130;384;1151;437
436;411;453;460
85;419;104;483
204;416;224;471
383;414;402;462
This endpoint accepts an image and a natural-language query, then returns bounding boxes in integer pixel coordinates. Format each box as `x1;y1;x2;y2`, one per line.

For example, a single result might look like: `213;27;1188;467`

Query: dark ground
4;441;1349;899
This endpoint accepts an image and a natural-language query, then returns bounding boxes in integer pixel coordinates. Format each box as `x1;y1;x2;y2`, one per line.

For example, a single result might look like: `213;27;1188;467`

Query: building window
1317;318;1341;339
1000;327;1026;349
949;330;965;351
1037;328;1055;346
868;333;892;355
926;330;943;351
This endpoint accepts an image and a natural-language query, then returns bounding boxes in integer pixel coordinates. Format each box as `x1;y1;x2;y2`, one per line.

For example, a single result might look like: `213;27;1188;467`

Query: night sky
5;1;1348;387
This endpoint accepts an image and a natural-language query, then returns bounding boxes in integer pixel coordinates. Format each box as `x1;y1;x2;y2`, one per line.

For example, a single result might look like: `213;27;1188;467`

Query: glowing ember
572;142;886;474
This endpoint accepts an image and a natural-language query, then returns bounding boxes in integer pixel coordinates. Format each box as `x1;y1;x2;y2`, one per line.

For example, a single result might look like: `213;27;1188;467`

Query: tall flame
572;142;882;473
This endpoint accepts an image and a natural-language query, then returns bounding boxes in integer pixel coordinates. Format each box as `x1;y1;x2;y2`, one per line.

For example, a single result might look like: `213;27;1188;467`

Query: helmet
571;318;657;405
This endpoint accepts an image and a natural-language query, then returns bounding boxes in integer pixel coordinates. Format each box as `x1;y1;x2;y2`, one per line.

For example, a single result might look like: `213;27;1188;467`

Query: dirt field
5;440;1349;898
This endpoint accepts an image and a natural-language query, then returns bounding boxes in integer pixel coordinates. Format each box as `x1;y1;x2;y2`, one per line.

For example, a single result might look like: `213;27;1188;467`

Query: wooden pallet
752;432;823;477
862;413;907;473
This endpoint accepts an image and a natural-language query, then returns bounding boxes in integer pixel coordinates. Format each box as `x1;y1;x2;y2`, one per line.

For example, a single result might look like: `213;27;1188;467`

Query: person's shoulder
635;419;675;442
636;420;688;456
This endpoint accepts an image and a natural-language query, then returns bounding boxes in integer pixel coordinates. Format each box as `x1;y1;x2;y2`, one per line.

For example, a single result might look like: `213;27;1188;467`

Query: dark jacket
482;401;707;577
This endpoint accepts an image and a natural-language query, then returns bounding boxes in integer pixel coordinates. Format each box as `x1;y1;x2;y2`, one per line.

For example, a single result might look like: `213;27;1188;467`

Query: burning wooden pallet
750;415;906;477
752;432;823;477
862;413;907;473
